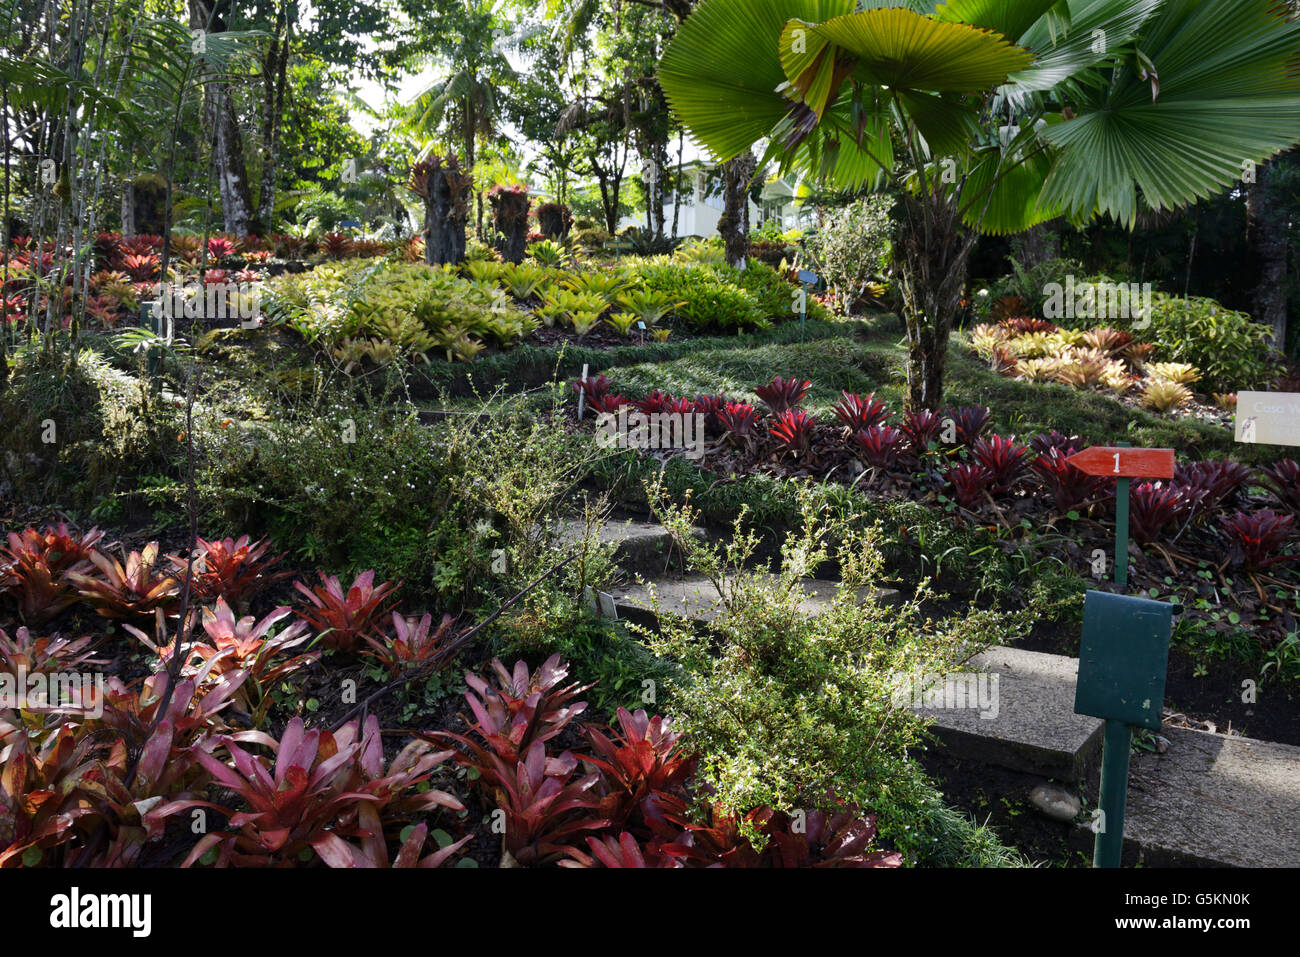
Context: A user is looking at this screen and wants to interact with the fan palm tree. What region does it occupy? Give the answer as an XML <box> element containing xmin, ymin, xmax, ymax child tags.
<box><xmin>659</xmin><ymin>0</ymin><xmax>1300</xmax><ymax>409</ymax></box>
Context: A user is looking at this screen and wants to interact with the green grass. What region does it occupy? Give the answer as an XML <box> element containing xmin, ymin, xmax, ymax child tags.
<box><xmin>600</xmin><ymin>313</ymin><xmax>1253</xmax><ymax>459</ymax></box>
<box><xmin>410</xmin><ymin>317</ymin><xmax>855</xmax><ymax>398</ymax></box>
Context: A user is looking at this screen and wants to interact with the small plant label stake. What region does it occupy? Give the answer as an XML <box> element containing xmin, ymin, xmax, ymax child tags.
<box><xmin>1066</xmin><ymin>443</ymin><xmax>1175</xmax><ymax>588</ymax></box>
<box><xmin>1234</xmin><ymin>391</ymin><xmax>1300</xmax><ymax>447</ymax></box>
<box><xmin>1073</xmin><ymin>590</ymin><xmax>1173</xmax><ymax>868</ymax></box>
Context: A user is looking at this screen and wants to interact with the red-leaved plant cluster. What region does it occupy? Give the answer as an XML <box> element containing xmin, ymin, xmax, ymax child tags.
<box><xmin>570</xmin><ymin>375</ymin><xmax>1300</xmax><ymax>569</ymax></box>
<box><xmin>1</xmin><ymin>548</ymin><xmax>902</xmax><ymax>871</ymax></box>
<box><xmin>2</xmin><ymin>231</ymin><xmax>391</xmax><ymax>331</ymax></box>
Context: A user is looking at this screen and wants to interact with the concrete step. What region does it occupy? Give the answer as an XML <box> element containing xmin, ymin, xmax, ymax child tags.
<box><xmin>553</xmin><ymin>517</ymin><xmax>705</xmax><ymax>576</ymax></box>
<box><xmin>1123</xmin><ymin>727</ymin><xmax>1300</xmax><ymax>867</ymax></box>
<box><xmin>610</xmin><ymin>572</ymin><xmax>900</xmax><ymax>627</ymax></box>
<box><xmin>913</xmin><ymin>646</ymin><xmax>1105</xmax><ymax>782</ymax></box>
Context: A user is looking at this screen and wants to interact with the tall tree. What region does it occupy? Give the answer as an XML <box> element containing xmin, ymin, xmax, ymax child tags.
<box><xmin>394</xmin><ymin>0</ymin><xmax>517</xmax><ymax>237</ymax></box>
<box><xmin>1246</xmin><ymin>152</ymin><xmax>1296</xmax><ymax>351</ymax></box>
<box><xmin>189</xmin><ymin>0</ymin><xmax>254</xmax><ymax>235</ymax></box>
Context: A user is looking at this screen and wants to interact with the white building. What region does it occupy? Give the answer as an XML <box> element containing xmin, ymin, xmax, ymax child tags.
<box><xmin>617</xmin><ymin>159</ymin><xmax>813</xmax><ymax>237</ymax></box>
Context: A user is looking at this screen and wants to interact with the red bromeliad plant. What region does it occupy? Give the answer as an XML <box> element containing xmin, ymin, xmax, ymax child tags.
<box><xmin>832</xmin><ymin>391</ymin><xmax>891</xmax><ymax>432</ymax></box>
<box><xmin>207</xmin><ymin>236</ymin><xmax>236</xmax><ymax>260</ymax></box>
<box><xmin>0</xmin><ymin>627</ymin><xmax>104</xmax><ymax>677</ymax></box>
<box><xmin>717</xmin><ymin>401</ymin><xmax>761</xmax><ymax>445</ymax></box>
<box><xmin>690</xmin><ymin>393</ymin><xmax>731</xmax><ymax>436</ymax></box>
<box><xmin>1029</xmin><ymin>431</ymin><xmax>1088</xmax><ymax>457</ymax></box>
<box><xmin>581</xmin><ymin>708</ymin><xmax>695</xmax><ymax>818</ymax></box>
<box><xmin>86</xmin><ymin>664</ymin><xmax>251</xmax><ymax>752</ymax></box>
<box><xmin>1</xmin><ymin>525</ymin><xmax>104</xmax><ymax>625</ymax></box>
<box><xmin>170</xmin><ymin>535</ymin><xmax>291</xmax><ymax>609</ymax></box>
<box><xmin>1</xmin><ymin>725</ymin><xmax>111</xmax><ymax>867</ymax></box>
<box><xmin>1220</xmin><ymin>510</ymin><xmax>1297</xmax><ymax>571</ymax></box>
<box><xmin>943</xmin><ymin>462</ymin><xmax>993</xmax><ymax>509</ymax></box>
<box><xmin>293</xmin><ymin>569</ymin><xmax>400</xmax><ymax>652</ymax></box>
<box><xmin>1259</xmin><ymin>459</ymin><xmax>1300</xmax><ymax>516</ymax></box>
<box><xmin>120</xmin><ymin>251</ymin><xmax>160</xmax><ymax>281</ymax></box>
<box><xmin>128</xmin><ymin>599</ymin><xmax>317</xmax><ymax>726</ymax></box>
<box><xmin>898</xmin><ymin>408</ymin><xmax>944</xmax><ymax>455</ymax></box>
<box><xmin>643</xmin><ymin>791</ymin><xmax>761</xmax><ymax>868</ymax></box>
<box><xmin>561</xmin><ymin>831</ymin><xmax>682</xmax><ymax>868</ymax></box>
<box><xmin>1174</xmin><ymin>460</ymin><xmax>1254</xmax><ymax>517</ymax></box>
<box><xmin>66</xmin><ymin>543</ymin><xmax>181</xmax><ymax>621</ymax></box>
<box><xmin>361</xmin><ymin>611</ymin><xmax>459</xmax><ymax>678</ymax></box>
<box><xmin>970</xmin><ymin>435</ymin><xmax>1031</xmax><ymax>494</ymax></box>
<box><xmin>572</xmin><ymin>374</ymin><xmax>612</xmax><ymax>413</ymax></box>
<box><xmin>320</xmin><ymin>233</ymin><xmax>356</xmax><ymax>259</ymax></box>
<box><xmin>2</xmin><ymin>703</ymin><xmax>207</xmax><ymax>868</ymax></box>
<box><xmin>634</xmin><ymin>389</ymin><xmax>677</xmax><ymax>415</ymax></box>
<box><xmin>769</xmin><ymin>409</ymin><xmax>816</xmax><ymax>457</ymax></box>
<box><xmin>2</xmin><ymin>524</ymin><xmax>102</xmax><ymax>575</ymax></box>
<box><xmin>1030</xmin><ymin>448</ymin><xmax>1109</xmax><ymax>513</ymax></box>
<box><xmin>998</xmin><ymin>315</ymin><xmax>1055</xmax><ymax>335</ymax></box>
<box><xmin>752</xmin><ymin>808</ymin><xmax>904</xmax><ymax>869</ymax></box>
<box><xmin>147</xmin><ymin>715</ymin><xmax>461</xmax><ymax>867</ymax></box>
<box><xmin>1128</xmin><ymin>482</ymin><xmax>1193</xmax><ymax>545</ymax></box>
<box><xmin>754</xmin><ymin>375</ymin><xmax>811</xmax><ymax>414</ymax></box>
<box><xmin>332</xmin><ymin>716</ymin><xmax>467</xmax><ymax>868</ymax></box>
<box><xmin>943</xmin><ymin>405</ymin><xmax>992</xmax><ymax>447</ymax></box>
<box><xmin>850</xmin><ymin>424</ymin><xmax>906</xmax><ymax>470</ymax></box>
<box><xmin>360</xmin><ymin>820</ymin><xmax>473</xmax><ymax>868</ymax></box>
<box><xmin>427</xmin><ymin>654</ymin><xmax>591</xmax><ymax>770</ymax></box>
<box><xmin>481</xmin><ymin>742</ymin><xmax>610</xmax><ymax>867</ymax></box>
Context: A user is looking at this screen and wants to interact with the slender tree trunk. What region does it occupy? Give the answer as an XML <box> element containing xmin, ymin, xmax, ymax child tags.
<box><xmin>1246</xmin><ymin>155</ymin><xmax>1290</xmax><ymax>350</ymax></box>
<box><xmin>718</xmin><ymin>150</ymin><xmax>755</xmax><ymax>268</ymax></box>
<box><xmin>671</xmin><ymin>129</ymin><xmax>682</xmax><ymax>240</ymax></box>
<box><xmin>191</xmin><ymin>0</ymin><xmax>253</xmax><ymax>235</ymax></box>
<box><xmin>214</xmin><ymin>90</ymin><xmax>253</xmax><ymax>234</ymax></box>
<box><xmin>254</xmin><ymin>2</ymin><xmax>291</xmax><ymax>233</ymax></box>
<box><xmin>895</xmin><ymin>190</ymin><xmax>980</xmax><ymax>410</ymax></box>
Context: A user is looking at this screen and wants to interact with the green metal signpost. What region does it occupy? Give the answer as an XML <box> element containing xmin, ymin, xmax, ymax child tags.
<box><xmin>1074</xmin><ymin>591</ymin><xmax>1173</xmax><ymax>867</ymax></box>
<box><xmin>1064</xmin><ymin>442</ymin><xmax>1177</xmax><ymax>867</ymax></box>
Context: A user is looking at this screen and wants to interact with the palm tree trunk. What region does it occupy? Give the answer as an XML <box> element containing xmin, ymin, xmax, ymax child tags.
<box><xmin>718</xmin><ymin>150</ymin><xmax>755</xmax><ymax>267</ymax></box>
<box><xmin>895</xmin><ymin>190</ymin><xmax>980</xmax><ymax>410</ymax></box>
<box><xmin>423</xmin><ymin>155</ymin><xmax>471</xmax><ymax>266</ymax></box>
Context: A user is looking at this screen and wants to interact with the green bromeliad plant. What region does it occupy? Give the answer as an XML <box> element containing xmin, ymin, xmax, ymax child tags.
<box><xmin>658</xmin><ymin>0</ymin><xmax>1300</xmax><ymax>409</ymax></box>
<box><xmin>262</xmin><ymin>260</ymin><xmax>531</xmax><ymax>362</ymax></box>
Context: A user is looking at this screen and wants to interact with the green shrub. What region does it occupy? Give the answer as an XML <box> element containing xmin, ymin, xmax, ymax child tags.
<box><xmin>971</xmin><ymin>257</ymin><xmax>1086</xmax><ymax>322</ymax></box>
<box><xmin>261</xmin><ymin>260</ymin><xmax>533</xmax><ymax>363</ymax></box>
<box><xmin>733</xmin><ymin>259</ymin><xmax>831</xmax><ymax>323</ymax></box>
<box><xmin>638</xmin><ymin>482</ymin><xmax>1029</xmax><ymax>864</ymax></box>
<box><xmin>1144</xmin><ymin>293</ymin><xmax>1281</xmax><ymax>393</ymax></box>
<box><xmin>198</xmin><ymin>387</ymin><xmax>620</xmax><ymax>614</ymax></box>
<box><xmin>801</xmin><ymin>195</ymin><xmax>894</xmax><ymax>307</ymax></box>
<box><xmin>292</xmin><ymin>189</ymin><xmax>360</xmax><ymax>233</ymax></box>
<box><xmin>0</xmin><ymin>343</ymin><xmax>182</xmax><ymax>510</ymax></box>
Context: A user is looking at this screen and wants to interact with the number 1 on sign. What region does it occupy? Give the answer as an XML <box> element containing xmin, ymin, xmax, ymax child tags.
<box><xmin>1113</xmin><ymin>452</ymin><xmax>1120</xmax><ymax>474</ymax></box>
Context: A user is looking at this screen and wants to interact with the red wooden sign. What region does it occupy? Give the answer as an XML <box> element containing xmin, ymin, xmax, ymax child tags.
<box><xmin>1067</xmin><ymin>446</ymin><xmax>1175</xmax><ymax>479</ymax></box>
